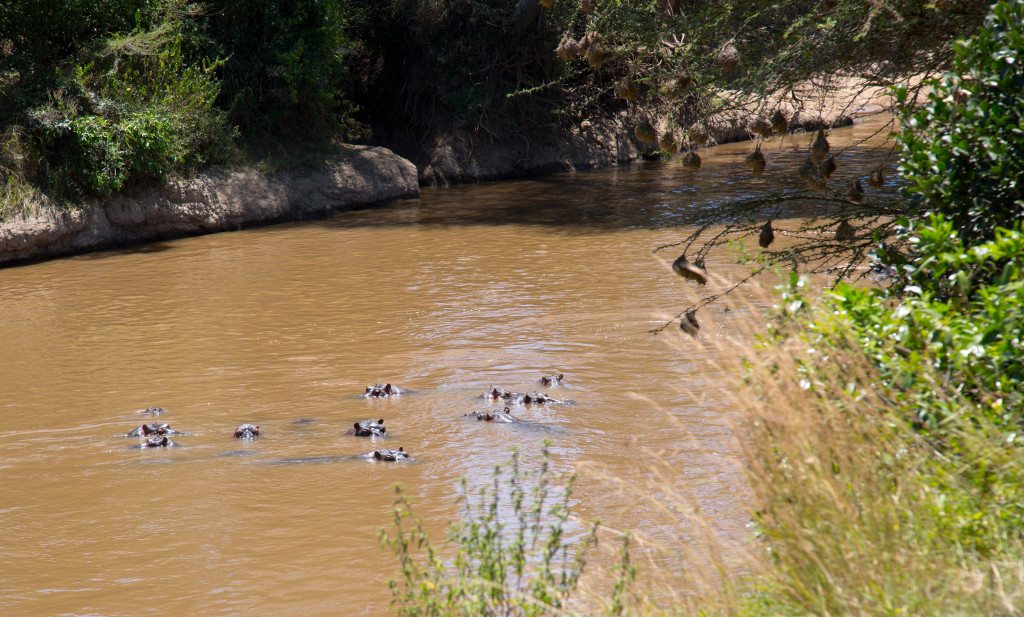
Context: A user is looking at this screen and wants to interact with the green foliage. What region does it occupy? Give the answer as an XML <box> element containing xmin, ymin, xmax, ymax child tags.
<box><xmin>194</xmin><ymin>0</ymin><xmax>359</xmax><ymax>137</ymax></box>
<box><xmin>53</xmin><ymin>111</ymin><xmax>183</xmax><ymax>194</ymax></box>
<box><xmin>898</xmin><ymin>0</ymin><xmax>1024</xmax><ymax>245</ymax></box>
<box><xmin>1</xmin><ymin>0</ymin><xmax>362</xmax><ymax>208</ymax></box>
<box><xmin>25</xmin><ymin>17</ymin><xmax>231</xmax><ymax>197</ymax></box>
<box><xmin>382</xmin><ymin>444</ymin><xmax>633</xmax><ymax>616</ymax></box>
<box><xmin>825</xmin><ymin>216</ymin><xmax>1024</xmax><ymax>428</ymax></box>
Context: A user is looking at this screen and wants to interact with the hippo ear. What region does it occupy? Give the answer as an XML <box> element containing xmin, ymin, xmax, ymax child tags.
<box><xmin>558</xmin><ymin>373</ymin><xmax>564</xmax><ymax>380</ymax></box>
<box><xmin>378</xmin><ymin>419</ymin><xmax>384</xmax><ymax>424</ymax></box>
<box><xmin>399</xmin><ymin>447</ymin><xmax>404</xmax><ymax>452</ymax></box>
<box><xmin>373</xmin><ymin>451</ymin><xmax>382</xmax><ymax>459</ymax></box>
<box><xmin>354</xmin><ymin>422</ymin><xmax>361</xmax><ymax>429</ymax></box>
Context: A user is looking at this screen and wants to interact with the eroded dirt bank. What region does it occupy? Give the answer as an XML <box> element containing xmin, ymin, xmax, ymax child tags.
<box><xmin>392</xmin><ymin>77</ymin><xmax>892</xmax><ymax>185</ymax></box>
<box><xmin>0</xmin><ymin>146</ymin><xmax>419</xmax><ymax>267</ymax></box>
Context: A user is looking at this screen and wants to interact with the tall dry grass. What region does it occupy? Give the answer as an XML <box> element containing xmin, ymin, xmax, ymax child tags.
<box><xmin>583</xmin><ymin>293</ymin><xmax>1024</xmax><ymax>616</ymax></box>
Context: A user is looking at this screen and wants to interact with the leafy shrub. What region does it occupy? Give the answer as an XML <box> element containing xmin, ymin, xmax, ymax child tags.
<box><xmin>23</xmin><ymin>15</ymin><xmax>232</xmax><ymax>197</ymax></box>
<box><xmin>898</xmin><ymin>0</ymin><xmax>1024</xmax><ymax>245</ymax></box>
<box><xmin>823</xmin><ymin>216</ymin><xmax>1024</xmax><ymax>428</ymax></box>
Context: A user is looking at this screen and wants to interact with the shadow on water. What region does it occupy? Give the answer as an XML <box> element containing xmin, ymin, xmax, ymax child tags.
<box><xmin>306</xmin><ymin>131</ymin><xmax>898</xmax><ymax>233</ymax></box>
<box><xmin>71</xmin><ymin>241</ymin><xmax>178</xmax><ymax>260</ymax></box>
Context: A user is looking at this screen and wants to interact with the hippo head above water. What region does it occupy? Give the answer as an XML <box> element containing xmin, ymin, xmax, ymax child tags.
<box><xmin>364</xmin><ymin>383</ymin><xmax>404</xmax><ymax>398</ymax></box>
<box><xmin>347</xmin><ymin>419</ymin><xmax>386</xmax><ymax>437</ymax></box>
<box><xmin>483</xmin><ymin>387</ymin><xmax>514</xmax><ymax>401</ymax></box>
<box><xmin>369</xmin><ymin>447</ymin><xmax>409</xmax><ymax>462</ymax></box>
<box><xmin>234</xmin><ymin>424</ymin><xmax>261</xmax><ymax>439</ymax></box>
<box><xmin>539</xmin><ymin>373</ymin><xmax>564</xmax><ymax>387</ymax></box>
<box><xmin>126</xmin><ymin>423</ymin><xmax>180</xmax><ymax>437</ymax></box>
<box><xmin>141</xmin><ymin>435</ymin><xmax>179</xmax><ymax>448</ymax></box>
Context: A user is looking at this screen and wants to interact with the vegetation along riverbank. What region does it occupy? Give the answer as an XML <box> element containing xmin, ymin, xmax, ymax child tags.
<box><xmin>1</xmin><ymin>0</ymin><xmax>983</xmax><ymax>263</ymax></box>
<box><xmin>2</xmin><ymin>0</ymin><xmax>1021</xmax><ymax>614</ymax></box>
<box><xmin>380</xmin><ymin>1</ymin><xmax>1024</xmax><ymax>615</ymax></box>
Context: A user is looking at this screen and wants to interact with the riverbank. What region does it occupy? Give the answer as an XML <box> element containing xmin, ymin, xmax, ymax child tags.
<box><xmin>0</xmin><ymin>78</ymin><xmax>892</xmax><ymax>267</ymax></box>
<box><xmin>0</xmin><ymin>146</ymin><xmax>419</xmax><ymax>267</ymax></box>
<box><xmin>384</xmin><ymin>75</ymin><xmax>891</xmax><ymax>186</ymax></box>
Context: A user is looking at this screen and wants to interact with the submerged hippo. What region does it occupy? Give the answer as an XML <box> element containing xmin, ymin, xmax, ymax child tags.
<box><xmin>364</xmin><ymin>383</ymin><xmax>406</xmax><ymax>398</ymax></box>
<box><xmin>347</xmin><ymin>418</ymin><xmax>387</xmax><ymax>437</ymax></box>
<box><xmin>125</xmin><ymin>423</ymin><xmax>182</xmax><ymax>437</ymax></box>
<box><xmin>133</xmin><ymin>406</ymin><xmax>167</xmax><ymax>417</ymax></box>
<box><xmin>466</xmin><ymin>407</ymin><xmax>517</xmax><ymax>423</ymax></box>
<box><xmin>509</xmin><ymin>392</ymin><xmax>563</xmax><ymax>405</ymax></box>
<box><xmin>365</xmin><ymin>447</ymin><xmax>410</xmax><ymax>462</ymax></box>
<box><xmin>539</xmin><ymin>373</ymin><xmax>564</xmax><ymax>387</ymax></box>
<box><xmin>131</xmin><ymin>435</ymin><xmax>182</xmax><ymax>449</ymax></box>
<box><xmin>234</xmin><ymin>424</ymin><xmax>261</xmax><ymax>439</ymax></box>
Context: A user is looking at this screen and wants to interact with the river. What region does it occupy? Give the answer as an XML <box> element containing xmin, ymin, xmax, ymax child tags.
<box><xmin>0</xmin><ymin>114</ymin><xmax>894</xmax><ymax>615</ymax></box>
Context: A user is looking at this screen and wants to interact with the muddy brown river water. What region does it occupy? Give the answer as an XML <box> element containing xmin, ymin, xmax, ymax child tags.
<box><xmin>0</xmin><ymin>115</ymin><xmax>894</xmax><ymax>615</ymax></box>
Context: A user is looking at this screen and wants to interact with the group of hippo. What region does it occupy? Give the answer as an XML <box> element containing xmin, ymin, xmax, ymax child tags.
<box><xmin>122</xmin><ymin>374</ymin><xmax>567</xmax><ymax>461</ymax></box>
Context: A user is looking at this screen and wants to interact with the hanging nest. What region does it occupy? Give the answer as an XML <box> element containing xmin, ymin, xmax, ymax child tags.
<box><xmin>585</xmin><ymin>44</ymin><xmax>607</xmax><ymax>68</ymax></box>
<box><xmin>556</xmin><ymin>36</ymin><xmax>581</xmax><ymax>61</ymax></box>
<box><xmin>659</xmin><ymin>76</ymin><xmax>692</xmax><ymax>101</ymax></box>
<box><xmin>819</xmin><ymin>155</ymin><xmax>837</xmax><ymax>179</ymax></box>
<box><xmin>868</xmin><ymin>164</ymin><xmax>885</xmax><ymax>188</ymax></box>
<box><xmin>715</xmin><ymin>41</ymin><xmax>739</xmax><ymax>74</ymax></box>
<box><xmin>672</xmin><ymin>254</ymin><xmax>708</xmax><ymax>285</ymax></box>
<box><xmin>680</xmin><ymin>310</ymin><xmax>700</xmax><ymax>337</ymax></box>
<box><xmin>806</xmin><ymin>173</ymin><xmax>827</xmax><ymax>191</ymax></box>
<box><xmin>798</xmin><ymin>158</ymin><xmax>815</xmax><ymax>182</ymax></box>
<box><xmin>759</xmin><ymin>220</ymin><xmax>775</xmax><ymax>248</ymax></box>
<box><xmin>580</xmin><ymin>32</ymin><xmax>607</xmax><ymax>69</ymax></box>
<box><xmin>680</xmin><ymin>150</ymin><xmax>702</xmax><ymax>170</ymax></box>
<box><xmin>749</xmin><ymin>117</ymin><xmax>773</xmax><ymax>139</ymax></box>
<box><xmin>688</xmin><ymin>126</ymin><xmax>709</xmax><ymax>145</ymax></box>
<box><xmin>614</xmin><ymin>80</ymin><xmax>640</xmax><ymax>101</ymax></box>
<box><xmin>847</xmin><ymin>178</ymin><xmax>865</xmax><ymax>203</ymax></box>
<box><xmin>835</xmin><ymin>219</ymin><xmax>855</xmax><ymax>242</ymax></box>
<box><xmin>581</xmin><ymin>0</ymin><xmax>596</xmax><ymax>13</ymax></box>
<box><xmin>745</xmin><ymin>145</ymin><xmax>766</xmax><ymax>176</ymax></box>
<box><xmin>540</xmin><ymin>0</ymin><xmax>554</xmax><ymax>8</ymax></box>
<box><xmin>634</xmin><ymin>121</ymin><xmax>657</xmax><ymax>144</ymax></box>
<box><xmin>658</xmin><ymin>131</ymin><xmax>679</xmax><ymax>154</ymax></box>
<box><xmin>771</xmin><ymin>109</ymin><xmax>789</xmax><ymax>135</ymax></box>
<box><xmin>810</xmin><ymin>127</ymin><xmax>830</xmax><ymax>162</ymax></box>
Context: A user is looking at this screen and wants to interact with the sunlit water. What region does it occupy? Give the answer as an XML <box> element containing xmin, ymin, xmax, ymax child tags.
<box><xmin>0</xmin><ymin>115</ymin><xmax>895</xmax><ymax>615</ymax></box>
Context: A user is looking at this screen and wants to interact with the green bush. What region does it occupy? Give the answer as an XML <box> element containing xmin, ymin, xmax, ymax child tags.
<box><xmin>823</xmin><ymin>216</ymin><xmax>1024</xmax><ymax>428</ymax></box>
<box><xmin>898</xmin><ymin>0</ymin><xmax>1024</xmax><ymax>245</ymax></box>
<box><xmin>27</xmin><ymin>19</ymin><xmax>231</xmax><ymax>197</ymax></box>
